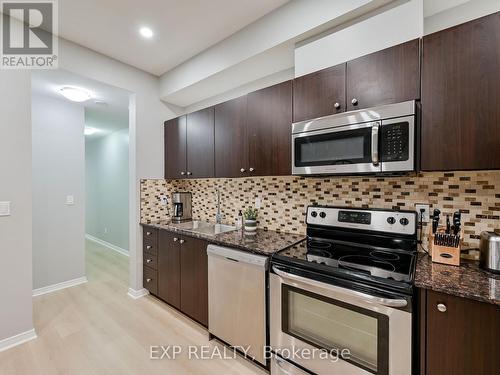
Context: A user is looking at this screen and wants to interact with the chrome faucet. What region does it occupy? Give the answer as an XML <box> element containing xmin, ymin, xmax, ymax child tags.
<box><xmin>215</xmin><ymin>189</ymin><xmax>223</xmax><ymax>224</ymax></box>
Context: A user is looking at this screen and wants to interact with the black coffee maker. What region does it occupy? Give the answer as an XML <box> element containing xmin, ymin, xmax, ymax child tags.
<box><xmin>172</xmin><ymin>192</ymin><xmax>192</xmax><ymax>222</ymax></box>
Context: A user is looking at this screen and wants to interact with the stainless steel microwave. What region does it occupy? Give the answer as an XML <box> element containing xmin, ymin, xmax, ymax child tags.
<box><xmin>292</xmin><ymin>101</ymin><xmax>416</xmax><ymax>175</ymax></box>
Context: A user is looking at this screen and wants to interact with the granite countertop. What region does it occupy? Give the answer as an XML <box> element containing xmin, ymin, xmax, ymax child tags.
<box><xmin>415</xmin><ymin>252</ymin><xmax>500</xmax><ymax>306</ymax></box>
<box><xmin>141</xmin><ymin>221</ymin><xmax>305</xmax><ymax>256</ymax></box>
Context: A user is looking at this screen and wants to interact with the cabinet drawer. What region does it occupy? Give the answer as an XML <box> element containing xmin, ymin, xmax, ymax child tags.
<box><xmin>143</xmin><ymin>227</ymin><xmax>158</xmax><ymax>255</ymax></box>
<box><xmin>143</xmin><ymin>266</ymin><xmax>158</xmax><ymax>295</ymax></box>
<box><xmin>143</xmin><ymin>252</ymin><xmax>158</xmax><ymax>270</ymax></box>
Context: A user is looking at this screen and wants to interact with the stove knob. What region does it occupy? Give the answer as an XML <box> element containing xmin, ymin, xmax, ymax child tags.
<box><xmin>400</xmin><ymin>217</ymin><xmax>409</xmax><ymax>226</ymax></box>
<box><xmin>387</xmin><ymin>217</ymin><xmax>396</xmax><ymax>225</ymax></box>
<box><xmin>319</xmin><ymin>212</ymin><xmax>326</xmax><ymax>219</ymax></box>
<box><xmin>311</xmin><ymin>211</ymin><xmax>318</xmax><ymax>218</ymax></box>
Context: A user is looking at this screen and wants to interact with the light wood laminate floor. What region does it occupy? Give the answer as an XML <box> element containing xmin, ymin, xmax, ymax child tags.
<box><xmin>0</xmin><ymin>240</ymin><xmax>267</xmax><ymax>375</ymax></box>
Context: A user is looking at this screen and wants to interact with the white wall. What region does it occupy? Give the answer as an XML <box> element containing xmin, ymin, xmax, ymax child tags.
<box><xmin>31</xmin><ymin>94</ymin><xmax>86</xmax><ymax>290</ymax></box>
<box><xmin>86</xmin><ymin>127</ymin><xmax>129</xmax><ymax>251</ymax></box>
<box><xmin>424</xmin><ymin>0</ymin><xmax>500</xmax><ymax>34</ymax></box>
<box><xmin>295</xmin><ymin>0</ymin><xmax>424</xmax><ymax>77</ymax></box>
<box><xmin>57</xmin><ymin>37</ymin><xmax>180</xmax><ymax>293</ymax></box>
<box><xmin>0</xmin><ymin>70</ymin><xmax>34</xmax><ymax>341</ymax></box>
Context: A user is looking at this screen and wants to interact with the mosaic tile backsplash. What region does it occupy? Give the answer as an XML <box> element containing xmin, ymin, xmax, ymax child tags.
<box><xmin>141</xmin><ymin>171</ymin><xmax>500</xmax><ymax>251</ymax></box>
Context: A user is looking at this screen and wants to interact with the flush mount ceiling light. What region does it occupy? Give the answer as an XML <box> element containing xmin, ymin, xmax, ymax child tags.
<box><xmin>60</xmin><ymin>87</ymin><xmax>92</xmax><ymax>102</ymax></box>
<box><xmin>139</xmin><ymin>26</ymin><xmax>154</xmax><ymax>39</ymax></box>
<box><xmin>84</xmin><ymin>127</ymin><xmax>98</xmax><ymax>136</ymax></box>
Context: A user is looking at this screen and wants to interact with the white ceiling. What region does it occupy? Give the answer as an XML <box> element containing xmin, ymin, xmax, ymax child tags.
<box><xmin>58</xmin><ymin>0</ymin><xmax>290</xmax><ymax>76</ymax></box>
<box><xmin>31</xmin><ymin>69</ymin><xmax>130</xmax><ymax>137</ymax></box>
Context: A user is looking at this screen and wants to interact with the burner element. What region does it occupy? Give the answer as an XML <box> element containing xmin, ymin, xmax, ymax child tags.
<box><xmin>370</xmin><ymin>250</ymin><xmax>400</xmax><ymax>261</ymax></box>
<box><xmin>308</xmin><ymin>240</ymin><xmax>332</xmax><ymax>250</ymax></box>
<box><xmin>338</xmin><ymin>255</ymin><xmax>396</xmax><ymax>272</ymax></box>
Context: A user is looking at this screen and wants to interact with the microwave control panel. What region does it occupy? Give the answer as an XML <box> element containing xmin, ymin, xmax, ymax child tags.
<box><xmin>381</xmin><ymin>122</ymin><xmax>409</xmax><ymax>162</ymax></box>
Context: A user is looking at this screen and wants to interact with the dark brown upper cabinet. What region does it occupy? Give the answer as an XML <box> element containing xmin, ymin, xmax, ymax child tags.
<box><xmin>186</xmin><ymin>107</ymin><xmax>215</xmax><ymax>178</ymax></box>
<box><xmin>346</xmin><ymin>39</ymin><xmax>420</xmax><ymax>111</ymax></box>
<box><xmin>423</xmin><ymin>290</ymin><xmax>500</xmax><ymax>375</ymax></box>
<box><xmin>164</xmin><ymin>108</ymin><xmax>215</xmax><ymax>179</ymax></box>
<box><xmin>421</xmin><ymin>12</ymin><xmax>500</xmax><ymax>171</ymax></box>
<box><xmin>164</xmin><ymin>116</ymin><xmax>186</xmax><ymax>179</ymax></box>
<box><xmin>293</xmin><ymin>64</ymin><xmax>346</xmax><ymax>122</ymax></box>
<box><xmin>214</xmin><ymin>95</ymin><xmax>248</xmax><ymax>178</ymax></box>
<box><xmin>247</xmin><ymin>80</ymin><xmax>293</xmax><ymax>176</ymax></box>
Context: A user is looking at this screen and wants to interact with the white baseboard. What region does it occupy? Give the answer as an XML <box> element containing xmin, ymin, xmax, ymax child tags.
<box><xmin>0</xmin><ymin>329</ymin><xmax>37</xmax><ymax>353</ymax></box>
<box><xmin>127</xmin><ymin>288</ymin><xmax>149</xmax><ymax>299</ymax></box>
<box><xmin>85</xmin><ymin>234</ymin><xmax>129</xmax><ymax>257</ymax></box>
<box><xmin>33</xmin><ymin>276</ymin><xmax>88</xmax><ymax>297</ymax></box>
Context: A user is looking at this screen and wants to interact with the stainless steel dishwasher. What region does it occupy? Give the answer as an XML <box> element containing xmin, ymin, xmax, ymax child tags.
<box><xmin>207</xmin><ymin>244</ymin><xmax>268</xmax><ymax>366</ymax></box>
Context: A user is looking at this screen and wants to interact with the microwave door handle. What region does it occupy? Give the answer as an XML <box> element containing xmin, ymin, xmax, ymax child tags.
<box><xmin>371</xmin><ymin>122</ymin><xmax>380</xmax><ymax>166</ymax></box>
<box><xmin>272</xmin><ymin>266</ymin><xmax>407</xmax><ymax>308</ymax></box>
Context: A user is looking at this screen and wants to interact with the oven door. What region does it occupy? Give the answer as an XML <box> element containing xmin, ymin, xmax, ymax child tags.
<box><xmin>292</xmin><ymin>122</ymin><xmax>381</xmax><ymax>175</ymax></box>
<box><xmin>270</xmin><ymin>267</ymin><xmax>412</xmax><ymax>375</ymax></box>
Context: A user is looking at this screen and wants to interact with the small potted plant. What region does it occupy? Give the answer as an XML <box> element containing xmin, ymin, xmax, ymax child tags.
<box><xmin>243</xmin><ymin>207</ymin><xmax>258</xmax><ymax>232</ymax></box>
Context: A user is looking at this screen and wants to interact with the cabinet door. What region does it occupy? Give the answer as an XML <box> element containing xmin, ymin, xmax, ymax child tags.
<box><xmin>214</xmin><ymin>96</ymin><xmax>248</xmax><ymax>178</ymax></box>
<box><xmin>247</xmin><ymin>80</ymin><xmax>293</xmax><ymax>176</ymax></box>
<box><xmin>346</xmin><ymin>39</ymin><xmax>420</xmax><ymax>111</ymax></box>
<box><xmin>180</xmin><ymin>236</ymin><xmax>208</xmax><ymax>327</ymax></box>
<box><xmin>186</xmin><ymin>107</ymin><xmax>215</xmax><ymax>178</ymax></box>
<box><xmin>293</xmin><ymin>63</ymin><xmax>346</xmax><ymax>122</ymax></box>
<box><xmin>158</xmin><ymin>230</ymin><xmax>181</xmax><ymax>309</ymax></box>
<box><xmin>164</xmin><ymin>116</ymin><xmax>187</xmax><ymax>179</ymax></box>
<box><xmin>421</xmin><ymin>12</ymin><xmax>500</xmax><ymax>171</ymax></box>
<box><xmin>426</xmin><ymin>290</ymin><xmax>500</xmax><ymax>375</ymax></box>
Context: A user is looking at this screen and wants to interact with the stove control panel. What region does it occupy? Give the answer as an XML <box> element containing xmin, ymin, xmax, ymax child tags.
<box><xmin>307</xmin><ymin>206</ymin><xmax>417</xmax><ymax>236</ymax></box>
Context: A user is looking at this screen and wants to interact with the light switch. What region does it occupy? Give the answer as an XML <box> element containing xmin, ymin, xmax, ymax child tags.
<box><xmin>66</xmin><ymin>195</ymin><xmax>75</xmax><ymax>205</ymax></box>
<box><xmin>0</xmin><ymin>201</ymin><xmax>11</xmax><ymax>216</ymax></box>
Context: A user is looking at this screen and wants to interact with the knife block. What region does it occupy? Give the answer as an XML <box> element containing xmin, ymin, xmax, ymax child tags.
<box><xmin>429</xmin><ymin>226</ymin><xmax>462</xmax><ymax>266</ymax></box>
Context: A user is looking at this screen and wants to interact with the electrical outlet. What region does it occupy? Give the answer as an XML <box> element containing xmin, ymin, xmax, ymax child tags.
<box><xmin>0</xmin><ymin>201</ymin><xmax>11</xmax><ymax>216</ymax></box>
<box><xmin>159</xmin><ymin>195</ymin><xmax>168</xmax><ymax>206</ymax></box>
<box><xmin>415</xmin><ymin>204</ymin><xmax>430</xmax><ymax>223</ymax></box>
<box><xmin>66</xmin><ymin>195</ymin><xmax>74</xmax><ymax>205</ymax></box>
<box><xmin>104</xmin><ymin>227</ymin><xmax>108</xmax><ymax>234</ymax></box>
<box><xmin>255</xmin><ymin>197</ymin><xmax>261</xmax><ymax>209</ymax></box>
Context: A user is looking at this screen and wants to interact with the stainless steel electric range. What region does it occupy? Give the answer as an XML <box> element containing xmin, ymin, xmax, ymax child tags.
<box><xmin>269</xmin><ymin>206</ymin><xmax>418</xmax><ymax>375</ymax></box>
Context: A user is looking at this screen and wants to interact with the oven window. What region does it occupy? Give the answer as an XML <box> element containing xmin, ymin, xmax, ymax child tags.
<box><xmin>282</xmin><ymin>285</ymin><xmax>389</xmax><ymax>375</ymax></box>
<box><xmin>294</xmin><ymin>126</ymin><xmax>373</xmax><ymax>167</ymax></box>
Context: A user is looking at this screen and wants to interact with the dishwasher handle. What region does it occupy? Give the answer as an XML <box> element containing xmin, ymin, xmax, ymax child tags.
<box><xmin>207</xmin><ymin>244</ymin><xmax>268</xmax><ymax>269</ymax></box>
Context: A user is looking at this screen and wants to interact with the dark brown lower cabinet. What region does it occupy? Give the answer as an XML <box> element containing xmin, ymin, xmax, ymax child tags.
<box><xmin>158</xmin><ymin>230</ymin><xmax>181</xmax><ymax>309</ymax></box>
<box><xmin>180</xmin><ymin>236</ymin><xmax>208</xmax><ymax>327</ymax></box>
<box><xmin>421</xmin><ymin>289</ymin><xmax>500</xmax><ymax>375</ymax></box>
<box><xmin>151</xmin><ymin>229</ymin><xmax>208</xmax><ymax>327</ymax></box>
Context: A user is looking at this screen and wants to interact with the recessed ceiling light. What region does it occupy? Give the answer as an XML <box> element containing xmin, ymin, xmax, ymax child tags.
<box><xmin>60</xmin><ymin>87</ymin><xmax>92</xmax><ymax>102</ymax></box>
<box><xmin>84</xmin><ymin>127</ymin><xmax>98</xmax><ymax>136</ymax></box>
<box><xmin>139</xmin><ymin>26</ymin><xmax>154</xmax><ymax>39</ymax></box>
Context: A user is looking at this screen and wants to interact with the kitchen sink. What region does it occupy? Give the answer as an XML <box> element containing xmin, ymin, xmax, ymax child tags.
<box><xmin>171</xmin><ymin>220</ymin><xmax>237</xmax><ymax>236</ymax></box>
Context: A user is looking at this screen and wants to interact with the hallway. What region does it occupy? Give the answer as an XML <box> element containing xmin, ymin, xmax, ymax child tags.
<box><xmin>0</xmin><ymin>241</ymin><xmax>265</xmax><ymax>375</ymax></box>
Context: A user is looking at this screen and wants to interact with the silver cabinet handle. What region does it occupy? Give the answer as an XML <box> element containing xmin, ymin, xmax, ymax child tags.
<box><xmin>180</xmin><ymin>171</ymin><xmax>186</xmax><ymax>176</ymax></box>
<box><xmin>146</xmin><ymin>259</ymin><xmax>152</xmax><ymax>263</ymax></box>
<box><xmin>351</xmin><ymin>98</ymin><xmax>358</xmax><ymax>105</ymax></box>
<box><xmin>173</xmin><ymin>237</ymin><xmax>178</xmax><ymax>242</ymax></box>
<box><xmin>187</xmin><ymin>171</ymin><xmax>192</xmax><ymax>176</ymax></box>
<box><xmin>146</xmin><ymin>245</ymin><xmax>152</xmax><ymax>250</ymax></box>
<box><xmin>249</xmin><ymin>167</ymin><xmax>255</xmax><ymax>172</ymax></box>
<box><xmin>240</xmin><ymin>168</ymin><xmax>246</xmax><ymax>173</ymax></box>
<box><xmin>437</xmin><ymin>303</ymin><xmax>447</xmax><ymax>313</ymax></box>
<box><xmin>334</xmin><ymin>102</ymin><xmax>341</xmax><ymax>109</ymax></box>
<box><xmin>273</xmin><ymin>266</ymin><xmax>408</xmax><ymax>308</ymax></box>
<box><xmin>146</xmin><ymin>278</ymin><xmax>152</xmax><ymax>283</ymax></box>
<box><xmin>146</xmin><ymin>231</ymin><xmax>151</xmax><ymax>236</ymax></box>
<box><xmin>371</xmin><ymin>122</ymin><xmax>380</xmax><ymax>166</ymax></box>
<box><xmin>179</xmin><ymin>239</ymin><xmax>185</xmax><ymax>244</ymax></box>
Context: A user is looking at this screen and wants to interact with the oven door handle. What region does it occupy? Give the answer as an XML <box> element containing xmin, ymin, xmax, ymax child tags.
<box><xmin>272</xmin><ymin>266</ymin><xmax>407</xmax><ymax>308</ymax></box>
<box><xmin>371</xmin><ymin>122</ymin><xmax>380</xmax><ymax>166</ymax></box>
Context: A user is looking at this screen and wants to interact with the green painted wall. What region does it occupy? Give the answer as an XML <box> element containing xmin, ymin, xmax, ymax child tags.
<box><xmin>85</xmin><ymin>123</ymin><xmax>129</xmax><ymax>252</ymax></box>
